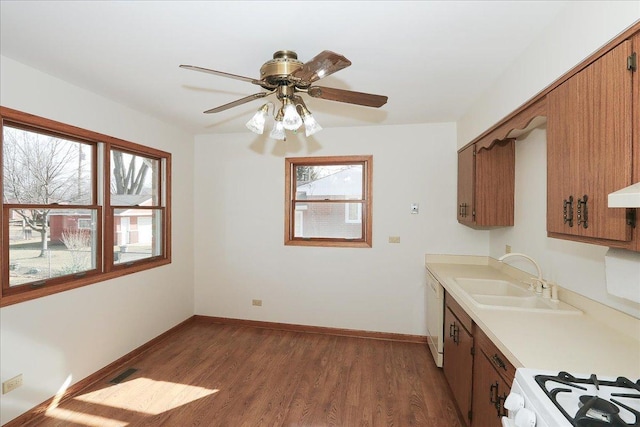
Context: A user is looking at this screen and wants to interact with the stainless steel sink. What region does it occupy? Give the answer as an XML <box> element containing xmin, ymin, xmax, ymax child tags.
<box><xmin>453</xmin><ymin>277</ymin><xmax>581</xmax><ymax>314</ymax></box>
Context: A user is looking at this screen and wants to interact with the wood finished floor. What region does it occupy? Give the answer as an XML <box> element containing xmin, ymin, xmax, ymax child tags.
<box><xmin>28</xmin><ymin>321</ymin><xmax>465</xmax><ymax>426</ymax></box>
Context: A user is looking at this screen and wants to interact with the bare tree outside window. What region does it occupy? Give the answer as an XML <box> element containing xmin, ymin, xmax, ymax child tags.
<box><xmin>1</xmin><ymin>107</ymin><xmax>171</xmax><ymax>305</ymax></box>
<box><xmin>60</xmin><ymin>228</ymin><xmax>92</xmax><ymax>274</ymax></box>
<box><xmin>111</xmin><ymin>150</ymin><xmax>155</xmax><ymax>197</ymax></box>
<box><xmin>110</xmin><ymin>149</ymin><xmax>161</xmax><ymax>264</ymax></box>
<box><xmin>2</xmin><ymin>126</ymin><xmax>92</xmax><ymax>256</ymax></box>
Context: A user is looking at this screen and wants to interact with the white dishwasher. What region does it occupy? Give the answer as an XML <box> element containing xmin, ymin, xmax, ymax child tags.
<box><xmin>425</xmin><ymin>267</ymin><xmax>444</xmax><ymax>367</ymax></box>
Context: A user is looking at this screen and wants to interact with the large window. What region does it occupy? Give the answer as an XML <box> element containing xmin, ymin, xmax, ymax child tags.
<box><xmin>1</xmin><ymin>107</ymin><xmax>171</xmax><ymax>306</ymax></box>
<box><xmin>285</xmin><ymin>155</ymin><xmax>372</xmax><ymax>247</ymax></box>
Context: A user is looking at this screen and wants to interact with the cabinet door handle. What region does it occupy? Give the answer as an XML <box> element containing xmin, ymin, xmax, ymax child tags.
<box><xmin>491</xmin><ymin>354</ymin><xmax>507</xmax><ymax>371</ymax></box>
<box><xmin>563</xmin><ymin>195</ymin><xmax>574</xmax><ymax>227</ymax></box>
<box><xmin>489</xmin><ymin>382</ymin><xmax>499</xmax><ymax>405</ymax></box>
<box><xmin>449</xmin><ymin>322</ymin><xmax>460</xmax><ymax>345</ymax></box>
<box><xmin>459</xmin><ymin>203</ymin><xmax>466</xmax><ymax>217</ymax></box>
<box><xmin>459</xmin><ymin>203</ymin><xmax>469</xmax><ymax>218</ymax></box>
<box><xmin>577</xmin><ymin>194</ymin><xmax>588</xmax><ymax>229</ymax></box>
<box><xmin>497</xmin><ymin>393</ymin><xmax>508</xmax><ymax>417</ymax></box>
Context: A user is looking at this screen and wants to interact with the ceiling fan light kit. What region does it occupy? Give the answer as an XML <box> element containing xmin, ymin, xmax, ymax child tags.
<box><xmin>180</xmin><ymin>50</ymin><xmax>388</xmax><ymax>140</ymax></box>
<box><xmin>245</xmin><ymin>102</ymin><xmax>271</xmax><ymax>134</ymax></box>
<box><xmin>282</xmin><ymin>98</ymin><xmax>303</xmax><ymax>131</ymax></box>
<box><xmin>269</xmin><ymin>117</ymin><xmax>286</xmax><ymax>141</ymax></box>
<box><xmin>299</xmin><ymin>107</ymin><xmax>322</xmax><ymax>137</ymax></box>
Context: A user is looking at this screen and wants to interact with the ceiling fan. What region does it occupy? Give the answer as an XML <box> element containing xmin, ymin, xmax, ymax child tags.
<box><xmin>180</xmin><ymin>50</ymin><xmax>388</xmax><ymax>139</ymax></box>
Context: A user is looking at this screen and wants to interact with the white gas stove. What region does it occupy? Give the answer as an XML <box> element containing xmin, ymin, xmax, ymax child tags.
<box><xmin>502</xmin><ymin>368</ymin><xmax>640</xmax><ymax>427</ymax></box>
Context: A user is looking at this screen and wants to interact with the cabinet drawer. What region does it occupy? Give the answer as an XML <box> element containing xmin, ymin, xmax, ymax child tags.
<box><xmin>445</xmin><ymin>292</ymin><xmax>473</xmax><ymax>333</ymax></box>
<box><xmin>475</xmin><ymin>327</ymin><xmax>515</xmax><ymax>386</ymax></box>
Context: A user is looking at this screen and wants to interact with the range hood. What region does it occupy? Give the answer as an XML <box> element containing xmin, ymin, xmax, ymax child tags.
<box><xmin>608</xmin><ymin>182</ymin><xmax>640</xmax><ymax>208</ymax></box>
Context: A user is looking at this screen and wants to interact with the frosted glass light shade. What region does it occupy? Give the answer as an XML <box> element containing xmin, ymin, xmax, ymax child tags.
<box><xmin>245</xmin><ymin>104</ymin><xmax>270</xmax><ymax>134</ymax></box>
<box><xmin>302</xmin><ymin>114</ymin><xmax>322</xmax><ymax>136</ymax></box>
<box><xmin>282</xmin><ymin>102</ymin><xmax>302</xmax><ymax>131</ymax></box>
<box><xmin>269</xmin><ymin>120</ymin><xmax>286</xmax><ymax>140</ymax></box>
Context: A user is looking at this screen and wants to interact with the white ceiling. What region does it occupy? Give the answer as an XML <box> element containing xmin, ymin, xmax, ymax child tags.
<box><xmin>0</xmin><ymin>1</ymin><xmax>571</xmax><ymax>135</ymax></box>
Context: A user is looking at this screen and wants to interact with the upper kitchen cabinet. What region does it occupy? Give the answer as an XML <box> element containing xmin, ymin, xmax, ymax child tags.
<box><xmin>457</xmin><ymin>139</ymin><xmax>515</xmax><ymax>227</ymax></box>
<box><xmin>547</xmin><ymin>38</ymin><xmax>635</xmax><ymax>246</ymax></box>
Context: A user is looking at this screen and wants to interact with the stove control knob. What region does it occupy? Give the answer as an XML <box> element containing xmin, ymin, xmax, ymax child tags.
<box><xmin>514</xmin><ymin>407</ymin><xmax>536</xmax><ymax>427</ymax></box>
<box><xmin>504</xmin><ymin>392</ymin><xmax>525</xmax><ymax>412</ymax></box>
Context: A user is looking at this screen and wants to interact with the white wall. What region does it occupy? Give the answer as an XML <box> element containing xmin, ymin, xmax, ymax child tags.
<box><xmin>0</xmin><ymin>57</ymin><xmax>195</xmax><ymax>424</ymax></box>
<box><xmin>458</xmin><ymin>1</ymin><xmax>640</xmax><ymax>147</ymax></box>
<box><xmin>492</xmin><ymin>128</ymin><xmax>640</xmax><ymax>318</ymax></box>
<box><xmin>193</xmin><ymin>123</ymin><xmax>488</xmax><ymax>335</ymax></box>
<box><xmin>457</xmin><ymin>3</ymin><xmax>640</xmax><ymax>318</ymax></box>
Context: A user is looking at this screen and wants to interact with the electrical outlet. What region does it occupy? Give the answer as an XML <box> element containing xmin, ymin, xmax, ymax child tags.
<box><xmin>252</xmin><ymin>299</ymin><xmax>262</xmax><ymax>307</ymax></box>
<box><xmin>388</xmin><ymin>236</ymin><xmax>401</xmax><ymax>243</ymax></box>
<box><xmin>2</xmin><ymin>374</ymin><xmax>23</xmax><ymax>394</ymax></box>
<box><xmin>505</xmin><ymin>244</ymin><xmax>512</xmax><ymax>254</ymax></box>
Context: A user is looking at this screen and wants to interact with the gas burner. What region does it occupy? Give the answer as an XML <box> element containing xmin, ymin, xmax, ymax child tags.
<box><xmin>576</xmin><ymin>395</ymin><xmax>627</xmax><ymax>426</ymax></box>
<box><xmin>535</xmin><ymin>371</ymin><xmax>640</xmax><ymax>427</ymax></box>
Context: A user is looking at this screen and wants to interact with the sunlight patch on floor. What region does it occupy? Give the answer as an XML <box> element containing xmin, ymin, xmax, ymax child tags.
<box><xmin>73</xmin><ymin>377</ymin><xmax>219</xmax><ymax>415</ymax></box>
<box><xmin>44</xmin><ymin>407</ymin><xmax>129</xmax><ymax>427</ymax></box>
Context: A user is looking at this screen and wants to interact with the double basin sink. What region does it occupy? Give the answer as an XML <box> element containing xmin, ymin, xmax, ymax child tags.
<box><xmin>453</xmin><ymin>278</ymin><xmax>581</xmax><ymax>314</ymax></box>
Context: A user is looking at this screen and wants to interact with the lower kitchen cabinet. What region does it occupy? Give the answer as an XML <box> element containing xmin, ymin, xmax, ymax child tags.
<box><xmin>471</xmin><ymin>327</ymin><xmax>515</xmax><ymax>427</ymax></box>
<box><xmin>442</xmin><ymin>292</ymin><xmax>516</xmax><ymax>427</ymax></box>
<box><xmin>443</xmin><ymin>293</ymin><xmax>474</xmax><ymax>426</ymax></box>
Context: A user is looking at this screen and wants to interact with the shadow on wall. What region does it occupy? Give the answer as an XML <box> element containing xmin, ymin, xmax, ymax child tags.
<box><xmin>248</xmin><ymin>132</ymin><xmax>323</xmax><ymax>157</ymax></box>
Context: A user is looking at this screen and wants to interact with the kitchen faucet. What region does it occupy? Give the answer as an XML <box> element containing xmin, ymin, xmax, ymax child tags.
<box><xmin>498</xmin><ymin>252</ymin><xmax>548</xmax><ymax>294</ymax></box>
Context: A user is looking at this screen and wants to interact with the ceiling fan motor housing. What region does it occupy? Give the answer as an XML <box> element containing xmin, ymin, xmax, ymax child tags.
<box><xmin>260</xmin><ymin>50</ymin><xmax>303</xmax><ymax>85</ymax></box>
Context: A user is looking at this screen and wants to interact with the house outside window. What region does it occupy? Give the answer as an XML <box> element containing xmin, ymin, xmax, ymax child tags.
<box><xmin>285</xmin><ymin>155</ymin><xmax>372</xmax><ymax>248</ymax></box>
<box><xmin>1</xmin><ymin>107</ymin><xmax>171</xmax><ymax>306</ymax></box>
<box><xmin>345</xmin><ymin>202</ymin><xmax>362</xmax><ymax>224</ymax></box>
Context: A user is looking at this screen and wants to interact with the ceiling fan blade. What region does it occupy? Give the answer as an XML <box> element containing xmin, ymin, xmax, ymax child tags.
<box><xmin>307</xmin><ymin>86</ymin><xmax>388</xmax><ymax>108</ymax></box>
<box><xmin>180</xmin><ymin>64</ymin><xmax>267</xmax><ymax>86</ymax></box>
<box><xmin>203</xmin><ymin>92</ymin><xmax>272</xmax><ymax>114</ymax></box>
<box><xmin>292</xmin><ymin>51</ymin><xmax>352</xmax><ymax>85</ymax></box>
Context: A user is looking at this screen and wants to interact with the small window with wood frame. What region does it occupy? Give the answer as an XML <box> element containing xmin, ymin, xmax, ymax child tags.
<box><xmin>1</xmin><ymin>107</ymin><xmax>171</xmax><ymax>307</ymax></box>
<box><xmin>285</xmin><ymin>155</ymin><xmax>372</xmax><ymax>248</ymax></box>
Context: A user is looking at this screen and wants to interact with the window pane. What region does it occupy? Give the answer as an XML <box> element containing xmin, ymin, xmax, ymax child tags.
<box><xmin>295</xmin><ymin>165</ymin><xmax>363</xmax><ymax>200</ymax></box>
<box><xmin>8</xmin><ymin>208</ymin><xmax>98</xmax><ymax>287</ymax></box>
<box><xmin>110</xmin><ymin>149</ymin><xmax>159</xmax><ymax>206</ymax></box>
<box><xmin>345</xmin><ymin>202</ymin><xmax>362</xmax><ymax>224</ymax></box>
<box><xmin>113</xmin><ymin>208</ymin><xmax>162</xmax><ymax>264</ymax></box>
<box><xmin>2</xmin><ymin>125</ymin><xmax>93</xmax><ymax>205</ymax></box>
<box><xmin>293</xmin><ymin>202</ymin><xmax>363</xmax><ymax>239</ymax></box>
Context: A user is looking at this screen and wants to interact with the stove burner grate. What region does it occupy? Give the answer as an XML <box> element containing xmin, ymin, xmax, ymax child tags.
<box><xmin>534</xmin><ymin>371</ymin><xmax>640</xmax><ymax>427</ymax></box>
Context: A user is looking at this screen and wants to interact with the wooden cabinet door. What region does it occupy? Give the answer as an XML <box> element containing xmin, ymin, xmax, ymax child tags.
<box><xmin>632</xmin><ymin>33</ymin><xmax>640</xmax><ymax>252</ymax></box>
<box><xmin>472</xmin><ymin>327</ymin><xmax>514</xmax><ymax>427</ymax></box>
<box><xmin>475</xmin><ymin>139</ymin><xmax>515</xmax><ymax>227</ymax></box>
<box><xmin>443</xmin><ymin>305</ymin><xmax>474</xmax><ymax>426</ymax></box>
<box><xmin>471</xmin><ymin>350</ymin><xmax>510</xmax><ymax>427</ymax></box>
<box><xmin>547</xmin><ymin>75</ymin><xmax>580</xmax><ymax>235</ymax></box>
<box><xmin>548</xmin><ymin>40</ymin><xmax>633</xmax><ymax>242</ymax></box>
<box><xmin>458</xmin><ymin>140</ymin><xmax>515</xmax><ymax>227</ymax></box>
<box><xmin>457</xmin><ymin>145</ymin><xmax>475</xmax><ymax>225</ymax></box>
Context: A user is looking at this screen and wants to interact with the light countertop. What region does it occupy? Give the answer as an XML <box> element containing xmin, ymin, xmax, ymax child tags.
<box><xmin>426</xmin><ymin>254</ymin><xmax>640</xmax><ymax>379</ymax></box>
